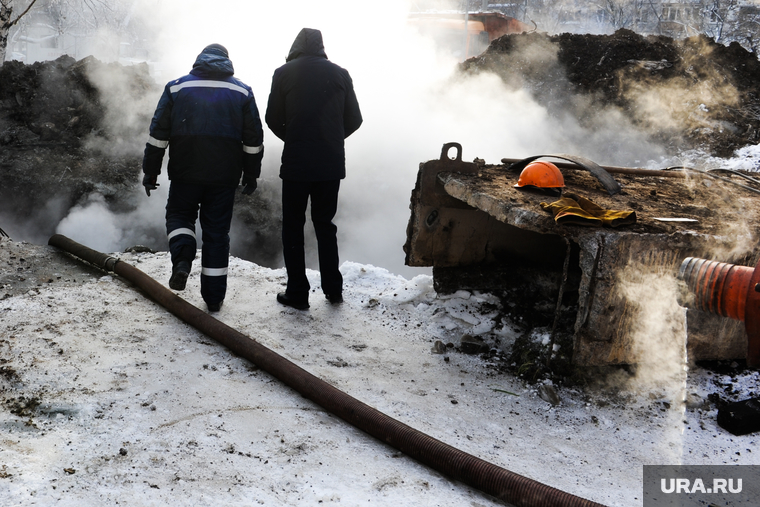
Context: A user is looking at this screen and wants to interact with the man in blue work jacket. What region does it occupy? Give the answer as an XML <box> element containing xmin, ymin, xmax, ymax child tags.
<box><xmin>142</xmin><ymin>43</ymin><xmax>264</xmax><ymax>312</ymax></box>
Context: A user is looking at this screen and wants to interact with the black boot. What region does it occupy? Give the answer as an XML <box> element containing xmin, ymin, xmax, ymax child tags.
<box><xmin>277</xmin><ymin>292</ymin><xmax>309</xmax><ymax>310</ymax></box>
<box><xmin>169</xmin><ymin>261</ymin><xmax>191</xmax><ymax>290</ymax></box>
<box><xmin>206</xmin><ymin>300</ymin><xmax>223</xmax><ymax>312</ymax></box>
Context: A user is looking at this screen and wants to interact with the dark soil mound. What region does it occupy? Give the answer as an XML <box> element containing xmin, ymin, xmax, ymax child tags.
<box><xmin>462</xmin><ymin>29</ymin><xmax>760</xmax><ymax>157</ymax></box>
<box><xmin>0</xmin><ymin>55</ymin><xmax>154</xmax><ymax>144</ymax></box>
<box><xmin>0</xmin><ymin>55</ymin><xmax>155</xmax><ymax>228</ymax></box>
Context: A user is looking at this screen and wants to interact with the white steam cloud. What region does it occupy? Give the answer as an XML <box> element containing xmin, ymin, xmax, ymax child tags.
<box><xmin>612</xmin><ymin>260</ymin><xmax>689</xmax><ymax>459</ymax></box>
<box><xmin>618</xmin><ymin>267</ymin><xmax>688</xmax><ymax>388</ymax></box>
<box><xmin>56</xmin><ymin>195</ymin><xmax>123</xmax><ymax>252</ymax></box>
<box><xmin>55</xmin><ymin>186</ymin><xmax>169</xmax><ymax>253</ymax></box>
<box><xmin>57</xmin><ymin>0</ymin><xmax>671</xmax><ymax>277</ymax></box>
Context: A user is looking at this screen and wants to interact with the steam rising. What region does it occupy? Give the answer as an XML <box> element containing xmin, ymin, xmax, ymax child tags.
<box><xmin>56</xmin><ymin>190</ymin><xmax>169</xmax><ymax>253</ymax></box>
<box><xmin>81</xmin><ymin>61</ymin><xmax>161</xmax><ymax>157</ymax></box>
<box><xmin>4</xmin><ymin>0</ymin><xmax>757</xmax><ymax>397</ymax></box>
<box><xmin>618</xmin><ymin>263</ymin><xmax>687</xmax><ymax>389</ymax></box>
<box><xmin>56</xmin><ymin>194</ymin><xmax>124</xmax><ymax>252</ymax></box>
<box><xmin>612</xmin><ymin>260</ymin><xmax>689</xmax><ymax>462</ymax></box>
<box><xmin>620</xmin><ymin>39</ymin><xmax>742</xmax><ymax>141</ymax></box>
<box><xmin>51</xmin><ymin>0</ymin><xmax>691</xmax><ymax>277</ymax></box>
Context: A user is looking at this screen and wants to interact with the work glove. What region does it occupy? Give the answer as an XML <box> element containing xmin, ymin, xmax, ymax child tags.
<box><xmin>241</xmin><ymin>176</ymin><xmax>257</xmax><ymax>195</ymax></box>
<box><xmin>142</xmin><ymin>174</ymin><xmax>159</xmax><ymax>196</ymax></box>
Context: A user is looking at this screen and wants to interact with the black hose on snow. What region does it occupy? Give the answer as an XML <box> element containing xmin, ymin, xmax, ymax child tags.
<box><xmin>48</xmin><ymin>234</ymin><xmax>606</xmax><ymax>507</ymax></box>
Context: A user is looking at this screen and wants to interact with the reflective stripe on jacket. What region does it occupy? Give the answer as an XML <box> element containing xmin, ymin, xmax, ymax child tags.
<box><xmin>142</xmin><ymin>49</ymin><xmax>264</xmax><ymax>187</ymax></box>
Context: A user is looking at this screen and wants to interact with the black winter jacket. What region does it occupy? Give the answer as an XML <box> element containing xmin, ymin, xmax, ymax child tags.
<box><xmin>265</xmin><ymin>28</ymin><xmax>362</xmax><ymax>181</ymax></box>
<box><xmin>142</xmin><ymin>47</ymin><xmax>264</xmax><ymax>187</ymax></box>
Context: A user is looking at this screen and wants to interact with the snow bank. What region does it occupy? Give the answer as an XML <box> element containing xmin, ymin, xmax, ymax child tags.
<box><xmin>1</xmin><ymin>251</ymin><xmax>759</xmax><ymax>506</ymax></box>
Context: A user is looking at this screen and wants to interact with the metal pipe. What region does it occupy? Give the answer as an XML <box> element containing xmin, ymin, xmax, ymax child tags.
<box><xmin>678</xmin><ymin>256</ymin><xmax>760</xmax><ymax>367</ymax></box>
<box><xmin>501</xmin><ymin>157</ymin><xmax>686</xmax><ymax>178</ymax></box>
<box><xmin>667</xmin><ymin>166</ymin><xmax>760</xmax><ymax>196</ymax></box>
<box><xmin>48</xmin><ymin>234</ymin><xmax>605</xmax><ymax>507</ymax></box>
<box><xmin>502</xmin><ymin>158</ymin><xmax>760</xmax><ymax>195</ymax></box>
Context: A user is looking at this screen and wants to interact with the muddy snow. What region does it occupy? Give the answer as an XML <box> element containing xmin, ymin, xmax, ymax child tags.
<box><xmin>1</xmin><ymin>240</ymin><xmax>759</xmax><ymax>506</ymax></box>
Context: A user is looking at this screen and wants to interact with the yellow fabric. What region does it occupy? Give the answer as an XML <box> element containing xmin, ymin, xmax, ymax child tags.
<box><xmin>540</xmin><ymin>193</ymin><xmax>636</xmax><ymax>228</ymax></box>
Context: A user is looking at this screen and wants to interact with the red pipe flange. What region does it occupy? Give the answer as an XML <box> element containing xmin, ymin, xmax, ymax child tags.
<box><xmin>679</xmin><ymin>257</ymin><xmax>760</xmax><ymax>368</ymax></box>
<box><xmin>743</xmin><ymin>257</ymin><xmax>760</xmax><ymax>367</ymax></box>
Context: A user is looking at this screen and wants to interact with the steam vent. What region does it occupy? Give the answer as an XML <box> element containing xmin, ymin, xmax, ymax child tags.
<box><xmin>405</xmin><ymin>143</ymin><xmax>760</xmax><ymax>366</ymax></box>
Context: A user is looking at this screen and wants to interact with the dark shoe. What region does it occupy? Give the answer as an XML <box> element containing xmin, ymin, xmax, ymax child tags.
<box><xmin>277</xmin><ymin>292</ymin><xmax>309</xmax><ymax>310</ymax></box>
<box><xmin>169</xmin><ymin>261</ymin><xmax>191</xmax><ymax>290</ymax></box>
<box><xmin>207</xmin><ymin>300</ymin><xmax>223</xmax><ymax>312</ymax></box>
<box><xmin>325</xmin><ymin>293</ymin><xmax>343</xmax><ymax>304</ymax></box>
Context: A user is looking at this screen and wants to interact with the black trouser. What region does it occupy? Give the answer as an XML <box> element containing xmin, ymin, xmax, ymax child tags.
<box><xmin>165</xmin><ymin>181</ymin><xmax>235</xmax><ymax>305</ymax></box>
<box><xmin>281</xmin><ymin>179</ymin><xmax>342</xmax><ymax>299</ymax></box>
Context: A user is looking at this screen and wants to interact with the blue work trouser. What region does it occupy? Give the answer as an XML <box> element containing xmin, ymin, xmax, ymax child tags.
<box><xmin>165</xmin><ymin>182</ymin><xmax>236</xmax><ymax>305</ymax></box>
<box><xmin>281</xmin><ymin>179</ymin><xmax>342</xmax><ymax>299</ymax></box>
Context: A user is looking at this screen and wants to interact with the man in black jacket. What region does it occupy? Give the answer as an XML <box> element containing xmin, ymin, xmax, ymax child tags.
<box><xmin>142</xmin><ymin>43</ymin><xmax>264</xmax><ymax>312</ymax></box>
<box><xmin>266</xmin><ymin>28</ymin><xmax>362</xmax><ymax>310</ymax></box>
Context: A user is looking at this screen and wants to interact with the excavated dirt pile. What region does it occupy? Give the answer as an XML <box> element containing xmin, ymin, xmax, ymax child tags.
<box><xmin>0</xmin><ymin>55</ymin><xmax>155</xmax><ymax>239</ymax></box>
<box><xmin>462</xmin><ymin>29</ymin><xmax>760</xmax><ymax>158</ymax></box>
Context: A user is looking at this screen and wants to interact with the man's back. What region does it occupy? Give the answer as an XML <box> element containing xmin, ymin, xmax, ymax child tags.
<box><xmin>266</xmin><ymin>28</ymin><xmax>362</xmax><ymax>181</ymax></box>
<box><xmin>144</xmin><ymin>46</ymin><xmax>263</xmax><ymax>187</ymax></box>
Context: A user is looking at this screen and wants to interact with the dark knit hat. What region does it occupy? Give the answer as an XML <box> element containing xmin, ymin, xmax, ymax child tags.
<box><xmin>203</xmin><ymin>43</ymin><xmax>229</xmax><ymax>57</ymax></box>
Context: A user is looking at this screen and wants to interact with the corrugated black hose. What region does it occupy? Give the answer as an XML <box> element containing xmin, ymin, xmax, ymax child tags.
<box><xmin>48</xmin><ymin>233</ymin><xmax>607</xmax><ymax>507</ymax></box>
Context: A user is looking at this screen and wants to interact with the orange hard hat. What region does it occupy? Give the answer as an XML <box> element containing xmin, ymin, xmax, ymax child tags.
<box><xmin>514</xmin><ymin>161</ymin><xmax>565</xmax><ymax>188</ymax></box>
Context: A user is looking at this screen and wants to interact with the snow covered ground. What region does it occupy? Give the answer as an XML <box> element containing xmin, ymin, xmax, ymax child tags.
<box><xmin>1</xmin><ymin>246</ymin><xmax>759</xmax><ymax>507</ymax></box>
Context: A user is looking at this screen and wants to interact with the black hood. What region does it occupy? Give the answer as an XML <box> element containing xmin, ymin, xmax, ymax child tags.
<box><xmin>190</xmin><ymin>45</ymin><xmax>234</xmax><ymax>78</ymax></box>
<box><xmin>286</xmin><ymin>28</ymin><xmax>328</xmax><ymax>62</ymax></box>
